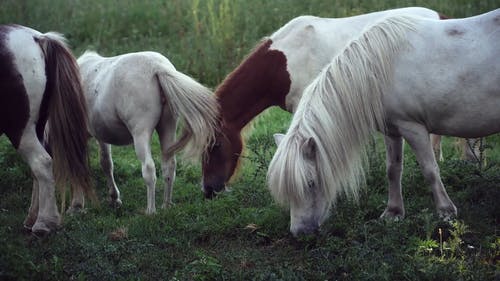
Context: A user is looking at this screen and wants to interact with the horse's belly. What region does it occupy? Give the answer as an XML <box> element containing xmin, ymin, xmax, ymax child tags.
<box><xmin>427</xmin><ymin>114</ymin><xmax>500</xmax><ymax>138</ymax></box>
<box><xmin>94</xmin><ymin>129</ymin><xmax>133</xmax><ymax>146</ymax></box>
<box><xmin>385</xmin><ymin>97</ymin><xmax>500</xmax><ymax>138</ymax></box>
<box><xmin>89</xmin><ymin>114</ymin><xmax>133</xmax><ymax>146</ymax></box>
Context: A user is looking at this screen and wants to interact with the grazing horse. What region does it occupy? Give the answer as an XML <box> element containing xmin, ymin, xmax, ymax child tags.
<box><xmin>268</xmin><ymin>9</ymin><xmax>500</xmax><ymax>235</ymax></box>
<box><xmin>73</xmin><ymin>51</ymin><xmax>219</xmax><ymax>214</ymax></box>
<box><xmin>0</xmin><ymin>25</ymin><xmax>92</xmax><ymax>235</ymax></box>
<box><xmin>201</xmin><ymin>7</ymin><xmax>442</xmax><ymax>198</ymax></box>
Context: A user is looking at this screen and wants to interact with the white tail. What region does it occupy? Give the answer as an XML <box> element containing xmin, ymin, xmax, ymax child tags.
<box><xmin>156</xmin><ymin>70</ymin><xmax>219</xmax><ymax>160</ymax></box>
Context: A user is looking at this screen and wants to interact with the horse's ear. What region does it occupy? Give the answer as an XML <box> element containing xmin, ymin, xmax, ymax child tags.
<box><xmin>302</xmin><ymin>137</ymin><xmax>316</xmax><ymax>160</ymax></box>
<box><xmin>273</xmin><ymin>133</ymin><xmax>285</xmax><ymax>146</ymax></box>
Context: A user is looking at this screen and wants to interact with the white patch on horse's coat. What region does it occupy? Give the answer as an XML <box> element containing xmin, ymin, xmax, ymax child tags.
<box><xmin>7</xmin><ymin>28</ymin><xmax>46</xmax><ymax>128</ymax></box>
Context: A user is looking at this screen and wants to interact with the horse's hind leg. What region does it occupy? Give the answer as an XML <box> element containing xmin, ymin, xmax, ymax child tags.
<box><xmin>133</xmin><ymin>133</ymin><xmax>157</xmax><ymax>214</ymax></box>
<box><xmin>380</xmin><ymin>135</ymin><xmax>405</xmax><ymax>219</ymax></box>
<box><xmin>17</xmin><ymin>131</ymin><xmax>61</xmax><ymax>234</ymax></box>
<box><xmin>400</xmin><ymin>123</ymin><xmax>457</xmax><ymax>219</ymax></box>
<box><xmin>98</xmin><ymin>141</ymin><xmax>122</xmax><ymax>207</ymax></box>
<box><xmin>462</xmin><ymin>138</ymin><xmax>484</xmax><ymax>162</ymax></box>
<box><xmin>156</xmin><ymin>115</ymin><xmax>177</xmax><ymax>209</ymax></box>
<box><xmin>24</xmin><ymin>179</ymin><xmax>40</xmax><ymax>229</ymax></box>
<box><xmin>430</xmin><ymin>134</ymin><xmax>443</xmax><ymax>161</ymax></box>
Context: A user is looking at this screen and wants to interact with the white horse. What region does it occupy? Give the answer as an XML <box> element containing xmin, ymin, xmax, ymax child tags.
<box><xmin>0</xmin><ymin>25</ymin><xmax>93</xmax><ymax>235</ymax></box>
<box><xmin>74</xmin><ymin>51</ymin><xmax>219</xmax><ymax>214</ymax></box>
<box><xmin>202</xmin><ymin>7</ymin><xmax>443</xmax><ymax>197</ymax></box>
<box><xmin>268</xmin><ymin>9</ymin><xmax>499</xmax><ymax>236</ymax></box>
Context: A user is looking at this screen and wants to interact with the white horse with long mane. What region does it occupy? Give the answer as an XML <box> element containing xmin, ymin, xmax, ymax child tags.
<box><xmin>268</xmin><ymin>9</ymin><xmax>499</xmax><ymax>236</ymax></box>
<box><xmin>72</xmin><ymin>51</ymin><xmax>219</xmax><ymax>214</ymax></box>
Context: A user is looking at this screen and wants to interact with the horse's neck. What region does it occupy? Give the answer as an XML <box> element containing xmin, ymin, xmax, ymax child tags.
<box><xmin>216</xmin><ymin>39</ymin><xmax>291</xmax><ymax>130</ymax></box>
<box><xmin>217</xmin><ymin>87</ymin><xmax>283</xmax><ymax>130</ymax></box>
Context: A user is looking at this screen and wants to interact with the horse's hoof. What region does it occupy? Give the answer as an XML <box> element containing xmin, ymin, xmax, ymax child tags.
<box><xmin>161</xmin><ymin>202</ymin><xmax>175</xmax><ymax>209</ymax></box>
<box><xmin>109</xmin><ymin>198</ymin><xmax>123</xmax><ymax>208</ymax></box>
<box><xmin>380</xmin><ymin>207</ymin><xmax>405</xmax><ymax>220</ymax></box>
<box><xmin>23</xmin><ymin>216</ymin><xmax>37</xmax><ymax>229</ymax></box>
<box><xmin>31</xmin><ymin>228</ymin><xmax>50</xmax><ymax>238</ymax></box>
<box><xmin>31</xmin><ymin>220</ymin><xmax>59</xmax><ymax>237</ymax></box>
<box><xmin>23</xmin><ymin>224</ymin><xmax>33</xmax><ymax>233</ymax></box>
<box><xmin>66</xmin><ymin>205</ymin><xmax>86</xmax><ymax>215</ymax></box>
<box><xmin>437</xmin><ymin>206</ymin><xmax>457</xmax><ymax>221</ymax></box>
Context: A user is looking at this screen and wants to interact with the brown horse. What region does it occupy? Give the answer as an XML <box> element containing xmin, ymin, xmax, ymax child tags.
<box><xmin>201</xmin><ymin>7</ymin><xmax>442</xmax><ymax>198</ymax></box>
<box><xmin>0</xmin><ymin>24</ymin><xmax>93</xmax><ymax>235</ymax></box>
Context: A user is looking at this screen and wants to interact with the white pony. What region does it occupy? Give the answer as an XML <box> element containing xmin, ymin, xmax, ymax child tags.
<box><xmin>268</xmin><ymin>9</ymin><xmax>499</xmax><ymax>236</ymax></box>
<box><xmin>74</xmin><ymin>51</ymin><xmax>219</xmax><ymax>214</ymax></box>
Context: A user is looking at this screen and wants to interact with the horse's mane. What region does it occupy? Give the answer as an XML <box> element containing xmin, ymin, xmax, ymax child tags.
<box><xmin>268</xmin><ymin>15</ymin><xmax>418</xmax><ymax>206</ymax></box>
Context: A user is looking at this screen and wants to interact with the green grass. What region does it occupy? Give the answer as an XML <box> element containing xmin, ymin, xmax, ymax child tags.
<box><xmin>1</xmin><ymin>1</ymin><xmax>499</xmax><ymax>280</ymax></box>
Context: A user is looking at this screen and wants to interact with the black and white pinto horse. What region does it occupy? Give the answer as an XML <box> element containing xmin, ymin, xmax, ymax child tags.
<box><xmin>0</xmin><ymin>25</ymin><xmax>93</xmax><ymax>235</ymax></box>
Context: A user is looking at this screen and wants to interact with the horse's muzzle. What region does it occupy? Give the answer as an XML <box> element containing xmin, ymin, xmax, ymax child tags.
<box><xmin>202</xmin><ymin>183</ymin><xmax>226</xmax><ymax>199</ymax></box>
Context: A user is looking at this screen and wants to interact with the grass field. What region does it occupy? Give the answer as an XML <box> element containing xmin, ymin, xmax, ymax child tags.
<box><xmin>0</xmin><ymin>0</ymin><xmax>499</xmax><ymax>280</ymax></box>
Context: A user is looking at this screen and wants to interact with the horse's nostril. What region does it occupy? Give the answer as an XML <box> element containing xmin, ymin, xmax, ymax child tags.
<box><xmin>213</xmin><ymin>184</ymin><xmax>225</xmax><ymax>192</ymax></box>
<box><xmin>203</xmin><ymin>186</ymin><xmax>216</xmax><ymax>199</ymax></box>
<box><xmin>204</xmin><ymin>190</ymin><xmax>215</xmax><ymax>199</ymax></box>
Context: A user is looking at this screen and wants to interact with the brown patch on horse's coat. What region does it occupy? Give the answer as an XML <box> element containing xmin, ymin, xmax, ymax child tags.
<box><xmin>440</xmin><ymin>13</ymin><xmax>466</xmax><ymax>37</ymax></box>
<box><xmin>0</xmin><ymin>25</ymin><xmax>30</xmax><ymax>148</ymax></box>
<box><xmin>202</xmin><ymin>39</ymin><xmax>290</xmax><ymax>190</ymax></box>
<box><xmin>215</xmin><ymin>39</ymin><xmax>291</xmax><ymax>129</ymax></box>
<box><xmin>446</xmin><ymin>28</ymin><xmax>465</xmax><ymax>37</ymax></box>
<box><xmin>494</xmin><ymin>15</ymin><xmax>500</xmax><ymax>25</ymax></box>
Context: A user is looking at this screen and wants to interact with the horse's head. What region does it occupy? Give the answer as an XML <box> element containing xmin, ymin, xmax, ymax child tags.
<box><xmin>202</xmin><ymin>125</ymin><xmax>242</xmax><ymax>199</ymax></box>
<box><xmin>268</xmin><ymin>133</ymin><xmax>330</xmax><ymax>236</ymax></box>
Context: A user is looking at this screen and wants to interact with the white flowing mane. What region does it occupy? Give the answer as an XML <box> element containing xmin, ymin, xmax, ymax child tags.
<box><xmin>268</xmin><ymin>15</ymin><xmax>418</xmax><ymax>206</ymax></box>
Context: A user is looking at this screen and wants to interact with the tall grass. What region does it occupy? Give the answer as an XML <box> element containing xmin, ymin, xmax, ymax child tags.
<box><xmin>0</xmin><ymin>0</ymin><xmax>496</xmax><ymax>85</ymax></box>
<box><xmin>0</xmin><ymin>1</ymin><xmax>498</xmax><ymax>280</ymax></box>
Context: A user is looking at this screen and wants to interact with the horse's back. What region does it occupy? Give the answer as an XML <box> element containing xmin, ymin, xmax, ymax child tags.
<box><xmin>0</xmin><ymin>25</ymin><xmax>46</xmax><ymax>147</ymax></box>
<box><xmin>387</xmin><ymin>9</ymin><xmax>500</xmax><ymax>137</ymax></box>
<box><xmin>268</xmin><ymin>7</ymin><xmax>439</xmax><ymax>111</ymax></box>
<box><xmin>79</xmin><ymin>51</ymin><xmax>175</xmax><ymax>145</ymax></box>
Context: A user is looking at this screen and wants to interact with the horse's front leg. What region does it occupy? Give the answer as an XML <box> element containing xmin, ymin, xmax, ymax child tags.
<box><xmin>98</xmin><ymin>141</ymin><xmax>122</xmax><ymax>207</ymax></box>
<box><xmin>380</xmin><ymin>135</ymin><xmax>405</xmax><ymax>219</ymax></box>
<box><xmin>400</xmin><ymin>123</ymin><xmax>457</xmax><ymax>219</ymax></box>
